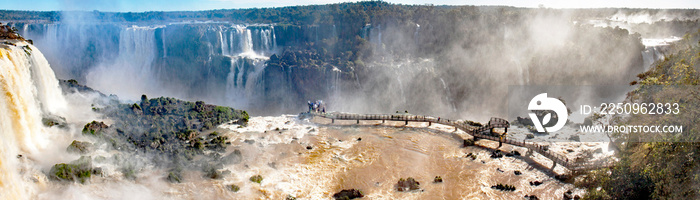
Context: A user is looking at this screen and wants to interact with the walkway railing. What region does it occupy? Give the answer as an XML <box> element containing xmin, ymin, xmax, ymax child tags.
<box><xmin>306</xmin><ymin>111</ymin><xmax>614</xmax><ymax>171</ymax></box>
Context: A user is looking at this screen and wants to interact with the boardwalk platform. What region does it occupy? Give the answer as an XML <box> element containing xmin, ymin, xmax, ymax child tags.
<box><xmin>304</xmin><ymin>111</ymin><xmax>614</xmax><ymax>172</ymax></box>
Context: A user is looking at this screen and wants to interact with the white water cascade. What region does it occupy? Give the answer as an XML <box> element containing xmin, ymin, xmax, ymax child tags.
<box><xmin>0</xmin><ymin>41</ymin><xmax>68</xmax><ymax>199</ymax></box>
<box><xmin>641</xmin><ymin>37</ymin><xmax>681</xmax><ymax>70</ymax></box>
<box><xmin>86</xmin><ymin>26</ymin><xmax>159</xmax><ymax>100</ymax></box>
<box><xmin>218</xmin><ymin>25</ymin><xmax>276</xmax><ymax>109</ymax></box>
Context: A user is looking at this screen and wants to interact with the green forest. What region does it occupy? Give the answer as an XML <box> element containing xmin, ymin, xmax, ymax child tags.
<box><xmin>579</xmin><ymin>29</ymin><xmax>700</xmax><ymax>199</ymax></box>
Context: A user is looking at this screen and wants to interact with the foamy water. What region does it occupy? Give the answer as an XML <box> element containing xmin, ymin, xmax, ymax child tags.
<box><xmin>29</xmin><ymin>114</ymin><xmax>598</xmax><ymax>199</ymax></box>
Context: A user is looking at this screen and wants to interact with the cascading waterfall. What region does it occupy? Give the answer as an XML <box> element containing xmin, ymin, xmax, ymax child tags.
<box><xmin>439</xmin><ymin>78</ymin><xmax>457</xmax><ymax>112</ymax></box>
<box><xmin>219</xmin><ymin>24</ymin><xmax>276</xmax><ymax>109</ymax></box>
<box><xmin>0</xmin><ymin>41</ymin><xmax>67</xmax><ymax>200</ymax></box>
<box><xmin>414</xmin><ymin>24</ymin><xmax>421</xmax><ymax>43</ymax></box>
<box><xmin>329</xmin><ymin>67</ymin><xmax>342</xmax><ymax>109</ymax></box>
<box><xmin>640</xmin><ymin>37</ymin><xmax>680</xmax><ymax>70</ymax></box>
<box><xmin>161</xmin><ymin>27</ymin><xmax>167</xmax><ymax>58</ymax></box>
<box><xmin>86</xmin><ymin>26</ymin><xmax>157</xmax><ymax>99</ymax></box>
<box><xmin>642</xmin><ymin>46</ymin><xmax>664</xmax><ymax>70</ymax></box>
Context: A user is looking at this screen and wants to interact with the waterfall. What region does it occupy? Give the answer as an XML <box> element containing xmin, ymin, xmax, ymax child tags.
<box><xmin>0</xmin><ymin>41</ymin><xmax>67</xmax><ymax>200</ymax></box>
<box><xmin>439</xmin><ymin>78</ymin><xmax>457</xmax><ymax>112</ymax></box>
<box><xmin>377</xmin><ymin>24</ymin><xmax>382</xmax><ymax>46</ymax></box>
<box><xmin>330</xmin><ymin>67</ymin><xmax>342</xmax><ymax>109</ymax></box>
<box><xmin>245</xmin><ymin>28</ymin><xmax>254</xmax><ymax>55</ymax></box>
<box><xmin>217</xmin><ymin>25</ymin><xmax>277</xmax><ymax>108</ymax></box>
<box><xmin>271</xmin><ymin>26</ymin><xmax>277</xmax><ymax>52</ymax></box>
<box><xmin>161</xmin><ymin>27</ymin><xmax>167</xmax><ymax>58</ymax></box>
<box><xmin>85</xmin><ymin>26</ymin><xmax>158</xmax><ymax>100</ymax></box>
<box><xmin>641</xmin><ymin>46</ymin><xmax>665</xmax><ymax>70</ymax></box>
<box><xmin>225</xmin><ymin>57</ymin><xmax>267</xmax><ymax>109</ymax></box>
<box><xmin>414</xmin><ymin>24</ymin><xmax>420</xmax><ymax>43</ymax></box>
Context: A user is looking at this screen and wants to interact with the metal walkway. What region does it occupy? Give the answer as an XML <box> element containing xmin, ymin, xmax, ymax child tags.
<box><xmin>306</xmin><ymin>111</ymin><xmax>614</xmax><ymax>171</ymax></box>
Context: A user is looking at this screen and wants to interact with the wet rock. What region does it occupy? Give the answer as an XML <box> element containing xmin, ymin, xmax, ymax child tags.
<box><xmin>66</xmin><ymin>140</ymin><xmax>94</xmax><ymax>154</ymax></box>
<box><xmin>463</xmin><ymin>139</ymin><xmax>475</xmax><ymax>147</ymax></box>
<box><xmin>524</xmin><ymin>195</ymin><xmax>539</xmax><ymax>200</ymax></box>
<box><xmin>357</xmin><ymin>137</ymin><xmax>362</xmax><ymax>141</ymax></box>
<box><xmin>167</xmin><ymin>171</ymin><xmax>182</xmax><ymax>183</ymax></box>
<box><xmin>204</xmin><ymin>168</ymin><xmax>230</xmax><ymax>180</ymax></box>
<box><xmin>433</xmin><ymin>176</ymin><xmax>443</xmax><ymax>183</ymax></box>
<box><xmin>491</xmin><ymin>150</ymin><xmax>504</xmax><ymax>158</ymax></box>
<box><xmin>333</xmin><ymin>189</ymin><xmax>364</xmax><ymax>200</ymax></box>
<box><xmin>491</xmin><ymin>183</ymin><xmax>516</xmax><ymax>191</ymax></box>
<box><xmin>529</xmin><ymin>181</ymin><xmax>543</xmax><ymax>186</ymax></box>
<box><xmin>306</xmin><ymin>146</ymin><xmax>313</xmax><ymax>150</ymax></box>
<box><xmin>250</xmin><ymin>175</ymin><xmax>263</xmax><ymax>184</ymax></box>
<box><xmin>49</xmin><ymin>156</ymin><xmax>93</xmax><ymax>184</ymax></box>
<box><xmin>42</xmin><ymin>115</ymin><xmax>67</xmax><ymax>128</ymax></box>
<box><xmin>228</xmin><ymin>184</ymin><xmax>240</xmax><ymax>192</ymax></box>
<box><xmin>514</xmin><ymin>170</ymin><xmax>522</xmax><ymax>175</ymax></box>
<box><xmin>466</xmin><ymin>153</ymin><xmax>477</xmax><ymax>160</ymax></box>
<box><xmin>82</xmin><ymin>121</ymin><xmax>109</xmax><ymax>136</ymax></box>
<box><xmin>397</xmin><ymin>177</ymin><xmax>420</xmax><ymax>192</ymax></box>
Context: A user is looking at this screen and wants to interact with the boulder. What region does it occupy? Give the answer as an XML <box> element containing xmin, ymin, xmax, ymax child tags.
<box><xmin>82</xmin><ymin>121</ymin><xmax>109</xmax><ymax>136</ymax></box>
<box><xmin>332</xmin><ymin>189</ymin><xmax>364</xmax><ymax>200</ymax></box>
<box><xmin>167</xmin><ymin>172</ymin><xmax>182</xmax><ymax>183</ymax></box>
<box><xmin>42</xmin><ymin>115</ymin><xmax>67</xmax><ymax>128</ymax></box>
<box><xmin>250</xmin><ymin>175</ymin><xmax>263</xmax><ymax>184</ymax></box>
<box><xmin>491</xmin><ymin>150</ymin><xmax>503</xmax><ymax>158</ymax></box>
<box><xmin>463</xmin><ymin>139</ymin><xmax>475</xmax><ymax>147</ymax></box>
<box><xmin>66</xmin><ymin>140</ymin><xmax>94</xmax><ymax>154</ymax></box>
<box><xmin>466</xmin><ymin>153</ymin><xmax>477</xmax><ymax>160</ymax></box>
<box><xmin>228</xmin><ymin>184</ymin><xmax>240</xmax><ymax>192</ymax></box>
<box><xmin>491</xmin><ymin>183</ymin><xmax>516</xmax><ymax>191</ymax></box>
<box><xmin>433</xmin><ymin>176</ymin><xmax>443</xmax><ymax>183</ymax></box>
<box><xmin>48</xmin><ymin>156</ymin><xmax>93</xmax><ymax>184</ymax></box>
<box><xmin>529</xmin><ymin>181</ymin><xmax>543</xmax><ymax>186</ymax></box>
<box><xmin>397</xmin><ymin>177</ymin><xmax>420</xmax><ymax>192</ymax></box>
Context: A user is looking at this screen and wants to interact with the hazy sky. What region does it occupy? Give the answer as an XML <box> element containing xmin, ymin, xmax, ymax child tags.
<box><xmin>4</xmin><ymin>0</ymin><xmax>700</xmax><ymax>12</ymax></box>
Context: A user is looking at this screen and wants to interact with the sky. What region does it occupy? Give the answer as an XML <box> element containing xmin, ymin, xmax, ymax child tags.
<box><xmin>3</xmin><ymin>0</ymin><xmax>700</xmax><ymax>12</ymax></box>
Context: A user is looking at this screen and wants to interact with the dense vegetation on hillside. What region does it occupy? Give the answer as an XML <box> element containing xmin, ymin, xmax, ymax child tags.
<box><xmin>51</xmin><ymin>81</ymin><xmax>249</xmax><ymax>183</ymax></box>
<box><xmin>579</xmin><ymin>29</ymin><xmax>700</xmax><ymax>199</ymax></box>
